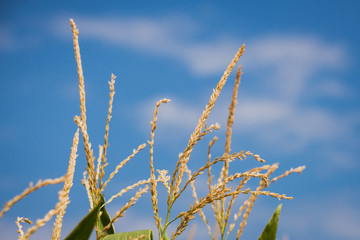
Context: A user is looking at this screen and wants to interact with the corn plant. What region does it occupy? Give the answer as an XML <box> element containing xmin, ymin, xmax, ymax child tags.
<box><xmin>0</xmin><ymin>18</ymin><xmax>305</xmax><ymax>240</ymax></box>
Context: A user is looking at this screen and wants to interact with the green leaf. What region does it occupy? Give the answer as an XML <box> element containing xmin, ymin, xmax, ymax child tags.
<box><xmin>258</xmin><ymin>204</ymin><xmax>282</xmax><ymax>240</ymax></box>
<box><xmin>102</xmin><ymin>230</ymin><xmax>153</xmax><ymax>240</ymax></box>
<box><xmin>97</xmin><ymin>194</ymin><xmax>115</xmax><ymax>235</ymax></box>
<box><xmin>160</xmin><ymin>224</ymin><xmax>170</xmax><ymax>240</ymax></box>
<box><xmin>64</xmin><ymin>201</ymin><xmax>102</xmax><ymax>240</ymax></box>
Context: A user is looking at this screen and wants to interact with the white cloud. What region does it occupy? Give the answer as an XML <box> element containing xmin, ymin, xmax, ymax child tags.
<box><xmin>52</xmin><ymin>16</ymin><xmax>242</xmax><ymax>76</ymax></box>
<box><xmin>246</xmin><ymin>36</ymin><xmax>344</xmax><ymax>68</ymax></box>
<box><xmin>55</xmin><ymin>15</ymin><xmax>356</xmax><ymax>168</ymax></box>
<box><xmin>234</xmin><ymin>99</ymin><xmax>291</xmax><ymax>128</ymax></box>
<box><xmin>242</xmin><ymin>36</ymin><xmax>347</xmax><ymax>102</ymax></box>
<box><xmin>136</xmin><ymin>93</ymin><xmax>352</xmax><ymax>152</ymax></box>
<box><xmin>180</xmin><ymin>39</ymin><xmax>241</xmax><ymax>75</ymax></box>
<box><xmin>137</xmin><ymin>96</ymin><xmax>201</xmax><ymax>131</ymax></box>
<box><xmin>53</xmin><ymin>16</ymin><xmax>346</xmax><ymax>82</ymax></box>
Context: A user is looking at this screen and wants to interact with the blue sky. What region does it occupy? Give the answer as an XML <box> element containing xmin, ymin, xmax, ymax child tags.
<box><xmin>1</xmin><ymin>1</ymin><xmax>359</xmax><ymax>239</ymax></box>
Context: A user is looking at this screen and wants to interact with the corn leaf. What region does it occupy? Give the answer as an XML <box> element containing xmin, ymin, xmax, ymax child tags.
<box><xmin>258</xmin><ymin>204</ymin><xmax>282</xmax><ymax>240</ymax></box>
<box><xmin>102</xmin><ymin>230</ymin><xmax>153</xmax><ymax>240</ymax></box>
<box><xmin>64</xmin><ymin>201</ymin><xmax>102</xmax><ymax>240</ymax></box>
<box><xmin>97</xmin><ymin>194</ymin><xmax>115</xmax><ymax>235</ymax></box>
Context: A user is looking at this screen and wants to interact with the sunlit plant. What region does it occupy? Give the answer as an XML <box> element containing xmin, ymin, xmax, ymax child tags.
<box><xmin>0</xmin><ymin>18</ymin><xmax>305</xmax><ymax>240</ymax></box>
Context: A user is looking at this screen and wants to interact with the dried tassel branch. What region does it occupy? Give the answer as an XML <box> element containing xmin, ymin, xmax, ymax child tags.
<box><xmin>207</xmin><ymin>136</ymin><xmax>218</xmax><ymax>189</ymax></box>
<box><xmin>0</xmin><ymin>177</ymin><xmax>65</xmax><ymax>219</ymax></box>
<box><xmin>149</xmin><ymin>98</ymin><xmax>170</xmax><ymax>230</ymax></box>
<box><xmin>174</xmin><ymin>150</ymin><xmax>244</xmax><ymax>202</ymax></box>
<box><xmin>101</xmin><ymin>143</ymin><xmax>147</xmax><ymax>192</ymax></box>
<box><xmin>236</xmin><ymin>163</ymin><xmax>279</xmax><ymax>239</ymax></box>
<box><xmin>216</xmin><ymin>66</ymin><xmax>242</xmax><ymax>237</ymax></box>
<box><xmin>207</xmin><ymin>137</ymin><xmax>219</xmax><ymax>229</ymax></box>
<box><xmin>226</xmin><ymin>166</ymin><xmax>273</xmax><ymax>237</ymax></box>
<box><xmin>100</xmin><ymin>186</ymin><xmax>149</xmax><ymax>236</ymax></box>
<box><xmin>171</xmin><ymin>185</ymin><xmax>250</xmax><ymax>240</ymax></box>
<box><xmin>70</xmin><ymin>19</ymin><xmax>87</xmax><ymax>128</ymax></box>
<box><xmin>244</xmin><ymin>151</ymin><xmax>266</xmax><ymax>163</ymax></box>
<box><xmin>271</xmin><ymin>165</ymin><xmax>306</xmax><ymax>183</ymax></box>
<box><xmin>22</xmin><ymin>189</ymin><xmax>69</xmax><ymax>240</ymax></box>
<box><xmin>99</xmin><ymin>73</ymin><xmax>116</xmax><ymax>189</ymax></box>
<box><xmin>74</xmin><ymin>115</ymin><xmax>96</xmax><ymax>195</ymax></box>
<box><xmin>70</xmin><ymin>18</ymin><xmax>97</xmax><ymax>199</ymax></box>
<box><xmin>223</xmin><ymin>65</ymin><xmax>242</xmax><ymax>179</ymax></box>
<box><xmin>81</xmin><ymin>171</ymin><xmax>93</xmax><ymax>209</ymax></box>
<box><xmin>169</xmin><ymin>45</ymin><xmax>245</xmax><ymax>203</ymax></box>
<box><xmin>51</xmin><ymin>129</ymin><xmax>80</xmax><ymax>240</ymax></box>
<box><xmin>106</xmin><ymin>178</ymin><xmax>153</xmax><ymax>205</ymax></box>
<box><xmin>106</xmin><ymin>176</ymin><xmax>164</xmax><ymax>205</ymax></box>
<box><xmin>250</xmin><ymin>191</ymin><xmax>293</xmax><ymax>200</ymax></box>
<box><xmin>224</xmin><ymin>175</ymin><xmax>250</xmax><ymax>234</ymax></box>
<box><xmin>16</xmin><ymin>217</ymin><xmax>32</xmax><ymax>239</ymax></box>
<box><xmin>157</xmin><ymin>169</ymin><xmax>170</xmax><ymax>194</ymax></box>
<box><xmin>95</xmin><ymin>145</ymin><xmax>104</xmax><ymax>189</ymax></box>
<box><xmin>185</xmin><ymin>167</ymin><xmax>215</xmax><ymax>240</ymax></box>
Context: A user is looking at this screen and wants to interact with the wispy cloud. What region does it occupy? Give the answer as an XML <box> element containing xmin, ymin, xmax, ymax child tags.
<box><xmin>137</xmin><ymin>96</ymin><xmax>200</xmax><ymax>131</ymax></box>
<box><xmin>52</xmin><ymin>15</ymin><xmax>241</xmax><ymax>75</ymax></box>
<box><xmin>89</xmin><ymin>14</ymin><xmax>349</xmax><ymax>155</ymax></box>
<box><xmin>52</xmin><ymin>16</ymin><xmax>347</xmax><ymax>78</ymax></box>
<box><xmin>52</xmin><ymin>15</ymin><xmax>356</xmax><ymax>170</ymax></box>
<box><xmin>243</xmin><ymin>36</ymin><xmax>347</xmax><ymax>102</ymax></box>
<box><xmin>137</xmin><ymin>95</ymin><xmax>355</xmax><ymax>153</ymax></box>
